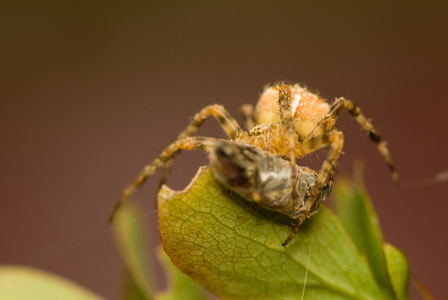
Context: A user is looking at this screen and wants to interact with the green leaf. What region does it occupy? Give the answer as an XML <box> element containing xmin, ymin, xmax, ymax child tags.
<box><xmin>157</xmin><ymin>166</ymin><xmax>394</xmax><ymax>300</ymax></box>
<box><xmin>0</xmin><ymin>266</ymin><xmax>103</xmax><ymax>300</ymax></box>
<box><xmin>155</xmin><ymin>246</ymin><xmax>209</xmax><ymax>300</ymax></box>
<box><xmin>333</xmin><ymin>179</ymin><xmax>401</xmax><ymax>299</ymax></box>
<box><xmin>113</xmin><ymin>199</ymin><xmax>209</xmax><ymax>300</ymax></box>
<box><xmin>113</xmin><ymin>203</ymin><xmax>154</xmax><ymax>300</ymax></box>
<box><xmin>383</xmin><ymin>244</ymin><xmax>410</xmax><ymax>300</ymax></box>
<box><xmin>122</xmin><ymin>271</ymin><xmax>149</xmax><ymax>300</ymax></box>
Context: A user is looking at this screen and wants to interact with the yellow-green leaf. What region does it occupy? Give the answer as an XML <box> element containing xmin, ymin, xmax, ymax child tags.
<box><xmin>384</xmin><ymin>244</ymin><xmax>410</xmax><ymax>300</ymax></box>
<box><xmin>333</xmin><ymin>179</ymin><xmax>398</xmax><ymax>298</ymax></box>
<box><xmin>0</xmin><ymin>266</ymin><xmax>103</xmax><ymax>300</ymax></box>
<box><xmin>155</xmin><ymin>246</ymin><xmax>209</xmax><ymax>300</ymax></box>
<box><xmin>122</xmin><ymin>271</ymin><xmax>150</xmax><ymax>300</ymax></box>
<box><xmin>113</xmin><ymin>203</ymin><xmax>154</xmax><ymax>300</ymax></box>
<box><xmin>158</xmin><ymin>166</ymin><xmax>394</xmax><ymax>300</ymax></box>
<box><xmin>113</xmin><ymin>200</ymin><xmax>209</xmax><ymax>300</ymax></box>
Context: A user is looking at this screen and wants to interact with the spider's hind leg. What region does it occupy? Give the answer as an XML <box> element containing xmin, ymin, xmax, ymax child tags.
<box><xmin>282</xmin><ymin>130</ymin><xmax>343</xmax><ymax>246</ymax></box>
<box><xmin>301</xmin><ymin>130</ymin><xmax>343</xmax><ymax>208</ymax></box>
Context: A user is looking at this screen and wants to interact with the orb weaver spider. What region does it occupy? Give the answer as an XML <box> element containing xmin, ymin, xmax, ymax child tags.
<box><xmin>111</xmin><ymin>83</ymin><xmax>398</xmax><ymax>246</ymax></box>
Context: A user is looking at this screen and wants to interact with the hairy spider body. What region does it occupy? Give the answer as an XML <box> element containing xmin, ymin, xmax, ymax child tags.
<box><xmin>112</xmin><ymin>82</ymin><xmax>398</xmax><ymax>246</ymax></box>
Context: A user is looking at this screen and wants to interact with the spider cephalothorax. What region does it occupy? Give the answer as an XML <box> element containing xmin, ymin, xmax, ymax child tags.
<box><xmin>112</xmin><ymin>82</ymin><xmax>398</xmax><ymax>246</ymax></box>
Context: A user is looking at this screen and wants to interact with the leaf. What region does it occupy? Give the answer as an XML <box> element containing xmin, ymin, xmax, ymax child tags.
<box><xmin>155</xmin><ymin>246</ymin><xmax>210</xmax><ymax>300</ymax></box>
<box><xmin>122</xmin><ymin>271</ymin><xmax>149</xmax><ymax>300</ymax></box>
<box><xmin>113</xmin><ymin>199</ymin><xmax>209</xmax><ymax>300</ymax></box>
<box><xmin>383</xmin><ymin>244</ymin><xmax>410</xmax><ymax>300</ymax></box>
<box><xmin>157</xmin><ymin>166</ymin><xmax>395</xmax><ymax>300</ymax></box>
<box><xmin>113</xmin><ymin>203</ymin><xmax>154</xmax><ymax>300</ymax></box>
<box><xmin>333</xmin><ymin>179</ymin><xmax>398</xmax><ymax>299</ymax></box>
<box><xmin>0</xmin><ymin>266</ymin><xmax>103</xmax><ymax>300</ymax></box>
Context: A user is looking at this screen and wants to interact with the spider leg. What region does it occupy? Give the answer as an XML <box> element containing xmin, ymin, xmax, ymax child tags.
<box><xmin>332</xmin><ymin>97</ymin><xmax>398</xmax><ymax>185</ymax></box>
<box><xmin>110</xmin><ymin>136</ymin><xmax>220</xmax><ymax>222</ymax></box>
<box><xmin>158</xmin><ymin>104</ymin><xmax>244</xmax><ymax>191</ymax></box>
<box><xmin>282</xmin><ymin>131</ymin><xmax>343</xmax><ymax>246</ymax></box>
<box><xmin>177</xmin><ymin>104</ymin><xmax>243</xmax><ymax>140</ymax></box>
<box><xmin>277</xmin><ymin>83</ymin><xmax>299</xmax><ymax>199</ymax></box>
<box><xmin>310</xmin><ymin>98</ymin><xmax>399</xmax><ymax>186</ymax></box>
<box><xmin>239</xmin><ymin>104</ymin><xmax>256</xmax><ymax>130</ymax></box>
<box><xmin>302</xmin><ymin>130</ymin><xmax>343</xmax><ymax>210</ymax></box>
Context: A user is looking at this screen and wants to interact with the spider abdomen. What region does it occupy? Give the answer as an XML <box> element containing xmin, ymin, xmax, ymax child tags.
<box><xmin>255</xmin><ymin>84</ymin><xmax>330</xmax><ymax>140</ymax></box>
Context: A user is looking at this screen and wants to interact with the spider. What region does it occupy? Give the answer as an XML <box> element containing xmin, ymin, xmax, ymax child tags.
<box><xmin>111</xmin><ymin>83</ymin><xmax>398</xmax><ymax>246</ymax></box>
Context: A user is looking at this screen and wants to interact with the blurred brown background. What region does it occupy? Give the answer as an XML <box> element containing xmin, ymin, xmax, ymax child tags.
<box><xmin>1</xmin><ymin>1</ymin><xmax>447</xmax><ymax>299</ymax></box>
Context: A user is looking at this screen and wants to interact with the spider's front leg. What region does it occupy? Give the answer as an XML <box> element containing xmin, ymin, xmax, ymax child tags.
<box><xmin>158</xmin><ymin>104</ymin><xmax>243</xmax><ymax>191</ymax></box>
<box><xmin>110</xmin><ymin>136</ymin><xmax>220</xmax><ymax>222</ymax></box>
<box><xmin>177</xmin><ymin>104</ymin><xmax>243</xmax><ymax>140</ymax></box>
<box><xmin>334</xmin><ymin>98</ymin><xmax>398</xmax><ymax>185</ymax></box>
<box><xmin>282</xmin><ymin>130</ymin><xmax>343</xmax><ymax>246</ymax></box>
<box><xmin>310</xmin><ymin>98</ymin><xmax>399</xmax><ymax>186</ymax></box>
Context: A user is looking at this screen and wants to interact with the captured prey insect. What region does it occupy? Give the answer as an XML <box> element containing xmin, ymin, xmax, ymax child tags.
<box><xmin>111</xmin><ymin>82</ymin><xmax>398</xmax><ymax>246</ymax></box>
<box><xmin>210</xmin><ymin>140</ymin><xmax>332</xmax><ymax>221</ymax></box>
